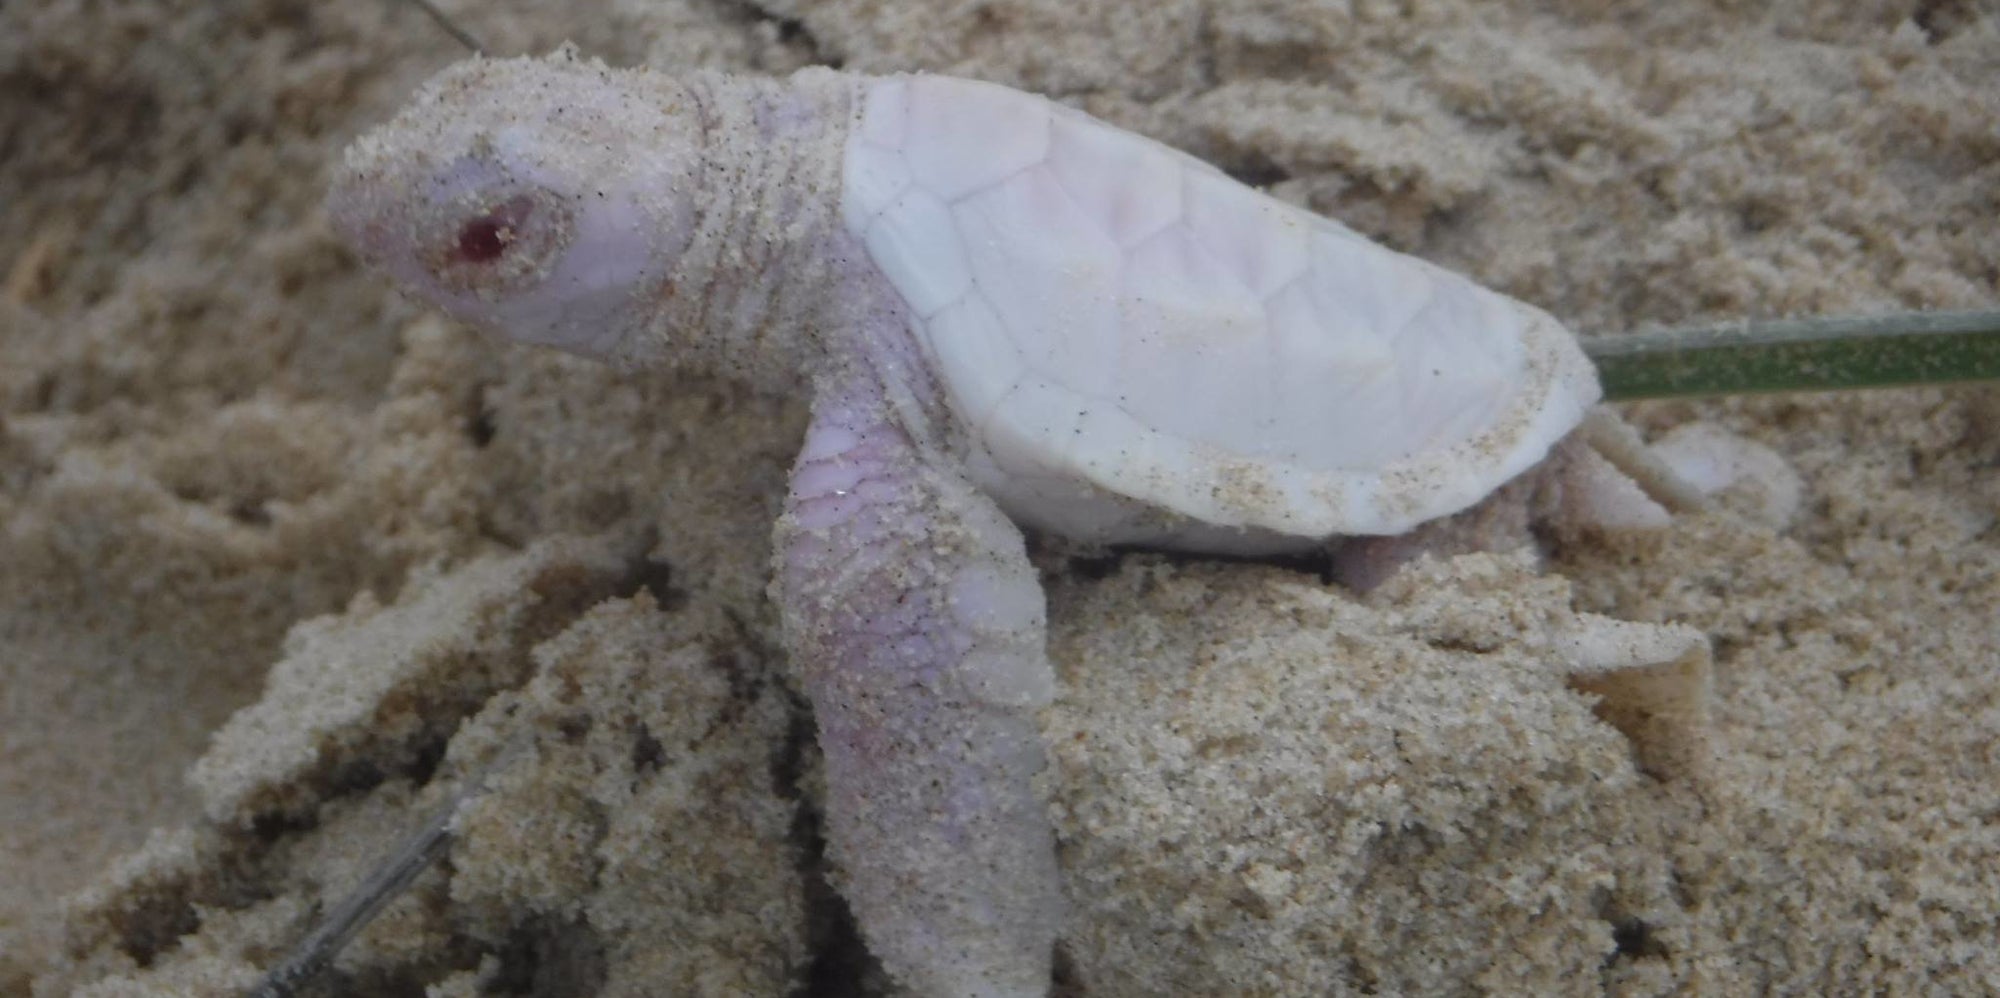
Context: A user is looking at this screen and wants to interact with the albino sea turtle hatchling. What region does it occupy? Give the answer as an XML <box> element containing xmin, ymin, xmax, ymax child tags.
<box><xmin>328</xmin><ymin>50</ymin><xmax>1681</xmax><ymax>998</ymax></box>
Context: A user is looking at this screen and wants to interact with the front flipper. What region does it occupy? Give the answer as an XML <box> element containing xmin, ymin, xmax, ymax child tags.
<box><xmin>775</xmin><ymin>374</ymin><xmax>1061</xmax><ymax>997</ymax></box>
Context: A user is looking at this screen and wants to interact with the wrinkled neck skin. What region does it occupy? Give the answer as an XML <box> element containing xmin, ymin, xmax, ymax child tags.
<box><xmin>641</xmin><ymin>68</ymin><xmax>952</xmax><ymax>458</ymax></box>
<box><xmin>621</xmin><ymin>72</ymin><xmax>861</xmax><ymax>385</ymax></box>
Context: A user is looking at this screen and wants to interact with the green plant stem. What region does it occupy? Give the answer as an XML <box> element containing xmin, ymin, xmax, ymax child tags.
<box><xmin>1585</xmin><ymin>309</ymin><xmax>2000</xmax><ymax>401</ymax></box>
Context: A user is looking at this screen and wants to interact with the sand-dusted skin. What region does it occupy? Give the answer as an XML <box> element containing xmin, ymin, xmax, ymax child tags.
<box><xmin>329</xmin><ymin>50</ymin><xmax>1620</xmax><ymax>997</ymax></box>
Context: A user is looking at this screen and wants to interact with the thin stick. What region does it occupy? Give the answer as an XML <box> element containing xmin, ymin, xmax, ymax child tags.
<box><xmin>399</xmin><ymin>0</ymin><xmax>487</xmax><ymax>55</ymax></box>
<box><xmin>247</xmin><ymin>743</ymin><xmax>522</xmax><ymax>998</ymax></box>
<box><xmin>1586</xmin><ymin>308</ymin><xmax>2000</xmax><ymax>401</ymax></box>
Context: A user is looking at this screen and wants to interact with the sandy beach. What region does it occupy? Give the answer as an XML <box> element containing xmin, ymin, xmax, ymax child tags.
<box><xmin>1</xmin><ymin>1</ymin><xmax>1994</xmax><ymax>994</ymax></box>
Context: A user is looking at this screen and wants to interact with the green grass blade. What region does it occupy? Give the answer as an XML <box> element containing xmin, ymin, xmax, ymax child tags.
<box><xmin>1585</xmin><ymin>308</ymin><xmax>2000</xmax><ymax>401</ymax></box>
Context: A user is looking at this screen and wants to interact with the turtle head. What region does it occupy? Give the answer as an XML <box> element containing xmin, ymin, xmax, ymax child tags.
<box><xmin>328</xmin><ymin>51</ymin><xmax>702</xmax><ymax>362</ymax></box>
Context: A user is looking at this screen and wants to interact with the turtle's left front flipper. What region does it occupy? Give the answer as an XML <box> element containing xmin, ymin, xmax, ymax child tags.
<box><xmin>774</xmin><ymin>366</ymin><xmax>1062</xmax><ymax>998</ymax></box>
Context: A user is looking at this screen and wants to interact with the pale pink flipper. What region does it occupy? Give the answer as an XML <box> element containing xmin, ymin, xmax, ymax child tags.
<box><xmin>775</xmin><ymin>359</ymin><xmax>1061</xmax><ymax>998</ymax></box>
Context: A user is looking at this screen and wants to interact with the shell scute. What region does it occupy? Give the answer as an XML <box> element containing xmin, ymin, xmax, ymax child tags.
<box><xmin>858</xmin><ymin>77</ymin><xmax>908</xmax><ymax>149</ymax></box>
<box><xmin>843</xmin><ymin>141</ymin><xmax>912</xmax><ymax>226</ymax></box>
<box><xmin>1045</xmin><ymin>110</ymin><xmax>1187</xmax><ymax>248</ymax></box>
<box><xmin>986</xmin><ymin>378</ymin><xmax>1087</xmax><ymax>479</ymax></box>
<box><xmin>924</xmin><ymin>295</ymin><xmax>1026</xmax><ymax>431</ymax></box>
<box><xmin>953</xmin><ymin>166</ymin><xmax>1122</xmax><ymax>397</ymax></box>
<box><xmin>903</xmin><ymin>76</ymin><xmax>1051</xmax><ymax>201</ymax></box>
<box><xmin>1116</xmin><ymin>225</ymin><xmax>1278</xmax><ymax>450</ymax></box>
<box><xmin>862</xmin><ymin>187</ymin><xmax>969</xmax><ymax>318</ymax></box>
<box><xmin>1184</xmin><ymin>169</ymin><xmax>1310</xmax><ymax>297</ymax></box>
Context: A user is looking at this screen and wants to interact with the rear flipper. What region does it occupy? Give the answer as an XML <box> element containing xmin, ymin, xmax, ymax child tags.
<box><xmin>775</xmin><ymin>370</ymin><xmax>1061</xmax><ymax>998</ymax></box>
<box><xmin>1332</xmin><ymin>411</ymin><xmax>1801</xmax><ymax>591</ymax></box>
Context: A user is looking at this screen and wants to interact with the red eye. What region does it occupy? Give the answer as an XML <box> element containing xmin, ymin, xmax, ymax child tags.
<box><xmin>457</xmin><ymin>218</ymin><xmax>509</xmax><ymax>261</ymax></box>
<box><xmin>425</xmin><ymin>190</ymin><xmax>570</xmax><ymax>295</ymax></box>
<box><xmin>452</xmin><ymin>196</ymin><xmax>535</xmax><ymax>264</ymax></box>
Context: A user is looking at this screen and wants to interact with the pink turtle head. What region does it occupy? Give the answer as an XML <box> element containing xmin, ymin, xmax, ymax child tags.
<box><xmin>327</xmin><ymin>52</ymin><xmax>702</xmax><ymax>361</ymax></box>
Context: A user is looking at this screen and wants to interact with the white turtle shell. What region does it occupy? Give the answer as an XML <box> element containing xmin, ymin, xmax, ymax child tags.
<box><xmin>842</xmin><ymin>74</ymin><xmax>1600</xmax><ymax>540</ymax></box>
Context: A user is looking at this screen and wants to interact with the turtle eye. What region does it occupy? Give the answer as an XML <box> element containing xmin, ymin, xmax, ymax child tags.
<box><xmin>424</xmin><ymin>188</ymin><xmax>572</xmax><ymax>296</ymax></box>
<box><xmin>452</xmin><ymin>196</ymin><xmax>535</xmax><ymax>265</ymax></box>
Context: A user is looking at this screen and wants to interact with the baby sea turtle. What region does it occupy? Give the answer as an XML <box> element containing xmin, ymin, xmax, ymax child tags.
<box><xmin>328</xmin><ymin>50</ymin><xmax>1664</xmax><ymax>998</ymax></box>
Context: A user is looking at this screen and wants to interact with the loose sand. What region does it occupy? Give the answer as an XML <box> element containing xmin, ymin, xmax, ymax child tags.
<box><xmin>1</xmin><ymin>1</ymin><xmax>1994</xmax><ymax>995</ymax></box>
